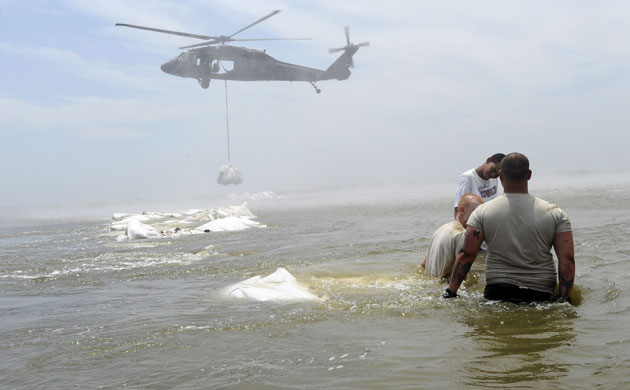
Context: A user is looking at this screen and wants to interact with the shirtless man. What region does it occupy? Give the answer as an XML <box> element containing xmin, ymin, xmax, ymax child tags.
<box><xmin>422</xmin><ymin>194</ymin><xmax>483</xmax><ymax>279</ymax></box>
<box><xmin>443</xmin><ymin>152</ymin><xmax>575</xmax><ymax>303</ymax></box>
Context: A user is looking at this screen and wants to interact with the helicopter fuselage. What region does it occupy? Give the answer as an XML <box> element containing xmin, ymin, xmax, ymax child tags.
<box><xmin>159</xmin><ymin>45</ymin><xmax>355</xmax><ymax>88</ymax></box>
<box><xmin>116</xmin><ymin>12</ymin><xmax>366</xmax><ymax>92</ymax></box>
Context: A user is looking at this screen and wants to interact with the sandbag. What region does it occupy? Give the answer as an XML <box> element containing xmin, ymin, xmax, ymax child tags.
<box><xmin>217</xmin><ymin>162</ymin><xmax>243</xmax><ymax>185</ymax></box>
<box><xmin>125</xmin><ymin>219</ymin><xmax>162</xmax><ymax>240</ymax></box>
<box><xmin>224</xmin><ymin>268</ymin><xmax>321</xmax><ymax>302</ymax></box>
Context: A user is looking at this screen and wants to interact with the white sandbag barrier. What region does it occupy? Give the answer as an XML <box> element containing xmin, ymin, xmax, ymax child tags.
<box><xmin>110</xmin><ymin>203</ymin><xmax>264</xmax><ymax>241</ymax></box>
<box><xmin>217</xmin><ymin>162</ymin><xmax>243</xmax><ymax>185</ymax></box>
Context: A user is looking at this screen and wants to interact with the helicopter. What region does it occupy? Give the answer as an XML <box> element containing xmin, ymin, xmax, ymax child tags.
<box><xmin>116</xmin><ymin>10</ymin><xmax>369</xmax><ymax>93</ymax></box>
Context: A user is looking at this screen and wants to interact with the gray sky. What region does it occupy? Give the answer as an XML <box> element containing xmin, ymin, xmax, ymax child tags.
<box><xmin>1</xmin><ymin>0</ymin><xmax>629</xmax><ymax>215</ymax></box>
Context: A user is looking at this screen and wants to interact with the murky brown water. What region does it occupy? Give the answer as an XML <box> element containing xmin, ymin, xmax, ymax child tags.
<box><xmin>2</xmin><ymin>185</ymin><xmax>629</xmax><ymax>389</ymax></box>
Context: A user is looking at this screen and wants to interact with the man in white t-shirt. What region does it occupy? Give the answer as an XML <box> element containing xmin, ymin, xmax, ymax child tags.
<box><xmin>442</xmin><ymin>152</ymin><xmax>575</xmax><ymax>304</ymax></box>
<box><xmin>422</xmin><ymin>194</ymin><xmax>483</xmax><ymax>279</ymax></box>
<box><xmin>454</xmin><ymin>153</ymin><xmax>505</xmax><ymax>218</ymax></box>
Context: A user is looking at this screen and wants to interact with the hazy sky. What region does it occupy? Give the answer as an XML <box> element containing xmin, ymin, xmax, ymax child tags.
<box><xmin>1</xmin><ymin>0</ymin><xmax>629</xmax><ymax>212</ymax></box>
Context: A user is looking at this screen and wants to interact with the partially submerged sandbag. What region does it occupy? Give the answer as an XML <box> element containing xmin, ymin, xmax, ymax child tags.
<box><xmin>217</xmin><ymin>163</ymin><xmax>243</xmax><ymax>185</ymax></box>
<box><xmin>110</xmin><ymin>203</ymin><xmax>265</xmax><ymax>241</ymax></box>
<box><xmin>196</xmin><ymin>215</ymin><xmax>261</xmax><ymax>233</ymax></box>
<box><xmin>125</xmin><ymin>219</ymin><xmax>162</xmax><ymax>240</ymax></box>
<box><xmin>224</xmin><ymin>268</ymin><xmax>320</xmax><ymax>302</ymax></box>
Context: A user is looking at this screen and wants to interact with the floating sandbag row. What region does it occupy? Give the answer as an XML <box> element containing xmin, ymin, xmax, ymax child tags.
<box><xmin>110</xmin><ymin>203</ymin><xmax>263</xmax><ymax>241</ymax></box>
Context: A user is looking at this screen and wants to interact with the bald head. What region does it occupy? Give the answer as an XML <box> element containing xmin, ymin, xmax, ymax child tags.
<box><xmin>456</xmin><ymin>193</ymin><xmax>483</xmax><ymax>227</ymax></box>
<box><xmin>458</xmin><ymin>193</ymin><xmax>483</xmax><ymax>209</ymax></box>
<box><xmin>501</xmin><ymin>152</ymin><xmax>530</xmax><ymax>181</ymax></box>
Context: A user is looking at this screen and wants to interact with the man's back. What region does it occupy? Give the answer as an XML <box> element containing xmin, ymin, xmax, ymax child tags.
<box><xmin>467</xmin><ymin>193</ymin><xmax>572</xmax><ymax>293</ymax></box>
<box><xmin>424</xmin><ymin>221</ymin><xmax>465</xmax><ymax>279</ymax></box>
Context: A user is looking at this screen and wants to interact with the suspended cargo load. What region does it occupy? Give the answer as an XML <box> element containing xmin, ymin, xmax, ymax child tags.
<box><xmin>217</xmin><ymin>162</ymin><xmax>243</xmax><ymax>185</ymax></box>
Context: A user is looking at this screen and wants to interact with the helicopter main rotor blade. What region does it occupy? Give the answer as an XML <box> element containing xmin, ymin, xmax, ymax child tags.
<box><xmin>344</xmin><ymin>26</ymin><xmax>350</xmax><ymax>45</ymax></box>
<box><xmin>179</xmin><ymin>40</ymin><xmax>220</xmax><ymax>49</ymax></box>
<box><xmin>228</xmin><ymin>10</ymin><xmax>281</xmax><ymax>39</ymax></box>
<box><xmin>355</xmin><ymin>41</ymin><xmax>370</xmax><ymax>47</ymax></box>
<box><xmin>230</xmin><ymin>37</ymin><xmax>312</xmax><ymax>42</ymax></box>
<box><xmin>179</xmin><ymin>37</ymin><xmax>311</xmax><ymax>50</ymax></box>
<box><xmin>115</xmin><ymin>23</ymin><xmax>215</xmax><ymax>41</ymax></box>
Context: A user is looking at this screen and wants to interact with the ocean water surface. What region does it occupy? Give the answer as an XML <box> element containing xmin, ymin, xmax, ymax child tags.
<box><xmin>1</xmin><ymin>183</ymin><xmax>630</xmax><ymax>389</ymax></box>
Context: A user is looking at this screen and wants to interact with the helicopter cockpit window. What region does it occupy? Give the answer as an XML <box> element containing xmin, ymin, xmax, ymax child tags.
<box><xmin>176</xmin><ymin>53</ymin><xmax>191</xmax><ymax>62</ymax></box>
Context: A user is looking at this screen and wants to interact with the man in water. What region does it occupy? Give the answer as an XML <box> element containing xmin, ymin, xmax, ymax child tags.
<box><xmin>443</xmin><ymin>152</ymin><xmax>575</xmax><ymax>303</ymax></box>
<box><xmin>422</xmin><ymin>194</ymin><xmax>483</xmax><ymax>279</ymax></box>
<box><xmin>454</xmin><ymin>153</ymin><xmax>505</xmax><ymax>218</ymax></box>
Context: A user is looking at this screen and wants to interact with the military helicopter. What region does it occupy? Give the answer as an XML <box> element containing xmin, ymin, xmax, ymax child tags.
<box><xmin>116</xmin><ymin>10</ymin><xmax>369</xmax><ymax>93</ymax></box>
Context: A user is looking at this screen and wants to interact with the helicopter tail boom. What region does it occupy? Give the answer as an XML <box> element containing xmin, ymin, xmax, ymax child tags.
<box><xmin>323</xmin><ymin>27</ymin><xmax>368</xmax><ymax>81</ymax></box>
<box><xmin>323</xmin><ymin>46</ymin><xmax>358</xmax><ymax>80</ymax></box>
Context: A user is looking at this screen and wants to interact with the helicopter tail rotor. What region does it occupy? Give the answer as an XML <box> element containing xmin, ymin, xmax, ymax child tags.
<box><xmin>328</xmin><ymin>26</ymin><xmax>369</xmax><ymax>54</ymax></box>
<box><xmin>324</xmin><ymin>27</ymin><xmax>368</xmax><ymax>79</ymax></box>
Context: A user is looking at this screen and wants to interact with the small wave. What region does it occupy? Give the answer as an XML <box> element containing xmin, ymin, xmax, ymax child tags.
<box><xmin>2</xmin><ymin>268</ymin><xmax>80</xmax><ymax>280</ymax></box>
<box><xmin>1</xmin><ymin>245</ymin><xmax>220</xmax><ymax>280</ymax></box>
<box><xmin>180</xmin><ymin>325</ymin><xmax>211</xmax><ymax>331</ymax></box>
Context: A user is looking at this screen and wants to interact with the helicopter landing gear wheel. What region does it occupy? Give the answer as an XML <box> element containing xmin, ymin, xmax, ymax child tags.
<box><xmin>310</xmin><ymin>82</ymin><xmax>321</xmax><ymax>94</ymax></box>
<box><xmin>200</xmin><ymin>78</ymin><xmax>210</xmax><ymax>89</ymax></box>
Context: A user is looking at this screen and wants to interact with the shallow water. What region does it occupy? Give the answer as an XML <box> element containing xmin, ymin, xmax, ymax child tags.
<box><xmin>2</xmin><ymin>184</ymin><xmax>630</xmax><ymax>389</ymax></box>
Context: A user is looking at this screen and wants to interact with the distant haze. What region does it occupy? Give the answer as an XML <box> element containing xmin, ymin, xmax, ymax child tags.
<box><xmin>1</xmin><ymin>1</ymin><xmax>629</xmax><ymax>214</ymax></box>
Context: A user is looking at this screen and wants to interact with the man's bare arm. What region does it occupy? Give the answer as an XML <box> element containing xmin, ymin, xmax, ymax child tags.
<box><xmin>446</xmin><ymin>226</ymin><xmax>484</xmax><ymax>294</ymax></box>
<box><xmin>553</xmin><ymin>231</ymin><xmax>575</xmax><ymax>299</ymax></box>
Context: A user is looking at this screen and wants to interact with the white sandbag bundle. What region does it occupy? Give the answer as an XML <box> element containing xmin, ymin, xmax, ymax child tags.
<box><xmin>124</xmin><ymin>219</ymin><xmax>162</xmax><ymax>240</ymax></box>
<box><xmin>217</xmin><ymin>162</ymin><xmax>243</xmax><ymax>185</ymax></box>
<box><xmin>224</xmin><ymin>268</ymin><xmax>321</xmax><ymax>302</ymax></box>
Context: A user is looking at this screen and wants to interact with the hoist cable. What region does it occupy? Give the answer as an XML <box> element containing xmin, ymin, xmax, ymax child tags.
<box><xmin>224</xmin><ymin>79</ymin><xmax>231</xmax><ymax>162</ymax></box>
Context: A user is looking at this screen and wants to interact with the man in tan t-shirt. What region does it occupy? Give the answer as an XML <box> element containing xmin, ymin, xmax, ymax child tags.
<box><xmin>422</xmin><ymin>194</ymin><xmax>483</xmax><ymax>279</ymax></box>
<box><xmin>442</xmin><ymin>152</ymin><xmax>575</xmax><ymax>303</ymax></box>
